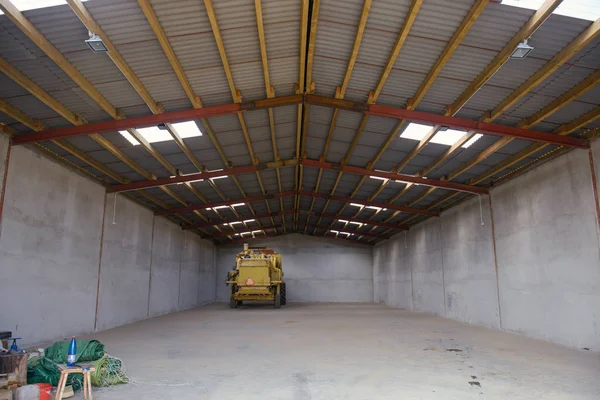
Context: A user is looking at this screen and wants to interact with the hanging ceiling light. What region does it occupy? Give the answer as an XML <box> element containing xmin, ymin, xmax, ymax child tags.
<box><xmin>510</xmin><ymin>39</ymin><xmax>534</xmax><ymax>59</ymax></box>
<box><xmin>85</xmin><ymin>31</ymin><xmax>108</xmax><ymax>53</ymax></box>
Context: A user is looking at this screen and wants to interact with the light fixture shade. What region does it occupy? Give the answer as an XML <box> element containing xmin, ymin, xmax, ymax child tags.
<box><xmin>85</xmin><ymin>33</ymin><xmax>108</xmax><ymax>53</ymax></box>
<box><xmin>511</xmin><ymin>39</ymin><xmax>534</xmax><ymax>59</ymax></box>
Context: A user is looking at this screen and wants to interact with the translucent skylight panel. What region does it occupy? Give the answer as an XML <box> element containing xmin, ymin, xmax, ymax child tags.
<box><xmin>119</xmin><ymin>121</ymin><xmax>201</xmax><ymax>146</ymax></box>
<box><xmin>400</xmin><ymin>123</ymin><xmax>483</xmax><ymax>149</ymax></box>
<box><xmin>400</xmin><ymin>123</ymin><xmax>434</xmax><ymax>141</ymax></box>
<box><xmin>501</xmin><ymin>0</ymin><xmax>599</xmax><ymax>21</ymax></box>
<box><xmin>431</xmin><ymin>129</ymin><xmax>466</xmax><ymax>146</ymax></box>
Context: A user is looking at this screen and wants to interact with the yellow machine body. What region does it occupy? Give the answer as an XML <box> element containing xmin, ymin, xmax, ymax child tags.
<box><xmin>225</xmin><ymin>244</ymin><xmax>286</xmax><ymax>308</ymax></box>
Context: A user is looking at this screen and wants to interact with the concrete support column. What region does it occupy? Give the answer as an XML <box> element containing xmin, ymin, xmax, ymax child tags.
<box><xmin>0</xmin><ymin>134</ymin><xmax>11</xmax><ymax>236</ymax></box>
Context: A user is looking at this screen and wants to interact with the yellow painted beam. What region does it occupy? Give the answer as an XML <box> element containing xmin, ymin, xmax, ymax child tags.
<box><xmin>0</xmin><ymin>98</ymin><xmax>44</xmax><ymax>131</ymax></box>
<box><xmin>255</xmin><ymin>0</ymin><xmax>284</xmax><ymax>230</ymax></box>
<box><xmin>0</xmin><ymin>0</ymin><xmax>118</xmax><ymax>118</ymax></box>
<box><xmin>204</xmin><ymin>0</ymin><xmax>276</xmax><ymax>232</ymax></box>
<box><xmin>320</xmin><ymin>0</ymin><xmax>423</xmax><ymax>229</ymax></box>
<box><xmin>0</xmin><ymin>98</ymin><xmax>126</xmax><ymax>183</ymax></box>
<box><xmin>66</xmin><ymin>0</ymin><xmax>163</xmax><ymax>114</ymax></box>
<box><xmin>204</xmin><ymin>0</ymin><xmax>240</xmax><ymax>103</ymax></box>
<box><xmin>337</xmin><ymin>0</ymin><xmax>371</xmax><ymax>99</ymax></box>
<box><xmin>255</xmin><ymin>0</ymin><xmax>273</xmax><ymax>99</ymax></box>
<box><xmin>410</xmin><ymin>0</ymin><xmax>489</xmax><ymax>109</ymax></box>
<box><xmin>448</xmin><ymin>0</ymin><xmax>564</xmax><ymax>116</ymax></box>
<box><xmin>520</xmin><ymin>70</ymin><xmax>600</xmax><ymax>129</ymax></box>
<box><xmin>0</xmin><ymin>5</ymin><xmax>214</xmax><ymax>226</ymax></box>
<box><xmin>294</xmin><ymin>0</ymin><xmax>310</xmax><ymax>227</ymax></box>
<box><xmin>138</xmin><ymin>0</ymin><xmax>245</xmax><ymax>212</ymax></box>
<box><xmin>137</xmin><ymin>0</ymin><xmax>202</xmax><ymax>108</ymax></box>
<box><xmin>448</xmin><ymin>19</ymin><xmax>600</xmax><ymax>181</ymax></box>
<box><xmin>65</xmin><ymin>0</ymin><xmax>231</xmax><ymax>227</ymax></box>
<box><xmin>305</xmin><ymin>0</ymin><xmax>320</xmax><ymax>93</ymax></box>
<box><xmin>0</xmin><ymin>57</ymin><xmax>155</xmax><ymax>180</ymax></box>
<box><xmin>368</xmin><ymin>0</ymin><xmax>423</xmax><ymax>103</ymax></box>
<box><xmin>488</xmin><ymin>18</ymin><xmax>600</xmax><ymax>121</ymax></box>
<box><xmin>375</xmin><ymin>0</ymin><xmax>566</xmax><ymax>219</ymax></box>
<box><xmin>471</xmin><ymin>106</ymin><xmax>600</xmax><ymax>185</ymax></box>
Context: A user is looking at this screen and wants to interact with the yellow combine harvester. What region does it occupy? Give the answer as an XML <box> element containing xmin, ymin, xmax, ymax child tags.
<box><xmin>225</xmin><ymin>243</ymin><xmax>287</xmax><ymax>308</ymax></box>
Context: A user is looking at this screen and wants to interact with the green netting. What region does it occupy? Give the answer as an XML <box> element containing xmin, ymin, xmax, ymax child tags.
<box><xmin>90</xmin><ymin>355</ymin><xmax>129</xmax><ymax>386</ymax></box>
<box><xmin>27</xmin><ymin>357</ymin><xmax>83</xmax><ymax>391</ymax></box>
<box><xmin>27</xmin><ymin>340</ymin><xmax>128</xmax><ymax>390</ymax></box>
<box><xmin>44</xmin><ymin>340</ymin><xmax>105</xmax><ymax>363</ymax></box>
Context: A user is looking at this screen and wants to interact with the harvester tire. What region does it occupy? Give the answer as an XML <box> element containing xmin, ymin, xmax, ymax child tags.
<box><xmin>230</xmin><ymin>285</ymin><xmax>238</xmax><ymax>308</ymax></box>
<box><xmin>274</xmin><ymin>293</ymin><xmax>281</xmax><ymax>309</ymax></box>
<box><xmin>280</xmin><ymin>283</ymin><xmax>287</xmax><ymax>305</ymax></box>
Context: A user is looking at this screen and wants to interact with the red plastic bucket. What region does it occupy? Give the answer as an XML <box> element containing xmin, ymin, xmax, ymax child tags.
<box><xmin>37</xmin><ymin>383</ymin><xmax>52</xmax><ymax>400</ymax></box>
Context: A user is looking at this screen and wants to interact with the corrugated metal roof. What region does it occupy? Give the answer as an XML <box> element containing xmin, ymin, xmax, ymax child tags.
<box><xmin>263</xmin><ymin>0</ymin><xmax>300</xmax><ymax>96</ymax></box>
<box><xmin>86</xmin><ymin>0</ymin><xmax>157</xmax><ymax>44</ymax></box>
<box><xmin>461</xmin><ymin>2</ymin><xmax>533</xmax><ymax>51</ymax></box>
<box><xmin>1</xmin><ymin>0</ymin><xmax>598</xmax><ymax>243</ymax></box>
<box><xmin>149</xmin><ymin>0</ymin><xmax>232</xmax><ymax>105</ymax></box>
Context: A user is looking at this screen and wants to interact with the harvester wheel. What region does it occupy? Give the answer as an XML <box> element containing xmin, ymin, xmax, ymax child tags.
<box><xmin>230</xmin><ymin>285</ymin><xmax>238</xmax><ymax>308</ymax></box>
<box><xmin>274</xmin><ymin>293</ymin><xmax>281</xmax><ymax>309</ymax></box>
<box><xmin>280</xmin><ymin>283</ymin><xmax>287</xmax><ymax>305</ymax></box>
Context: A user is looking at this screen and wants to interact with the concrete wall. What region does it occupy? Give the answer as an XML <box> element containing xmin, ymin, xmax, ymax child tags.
<box><xmin>216</xmin><ymin>233</ymin><xmax>373</xmax><ymax>303</ymax></box>
<box><xmin>149</xmin><ymin>216</ymin><xmax>184</xmax><ymax>317</ymax></box>
<box><xmin>493</xmin><ymin>146</ymin><xmax>600</xmax><ymax>349</ymax></box>
<box><xmin>0</xmin><ymin>146</ymin><xmax>216</xmax><ymax>345</ymax></box>
<box><xmin>374</xmin><ymin>146</ymin><xmax>600</xmax><ymax>351</ymax></box>
<box><xmin>95</xmin><ymin>193</ymin><xmax>155</xmax><ymax>331</ymax></box>
<box><xmin>0</xmin><ymin>146</ymin><xmax>105</xmax><ymax>344</ymax></box>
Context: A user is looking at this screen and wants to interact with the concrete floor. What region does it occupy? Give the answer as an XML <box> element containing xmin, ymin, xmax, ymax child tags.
<box><xmin>76</xmin><ymin>303</ymin><xmax>599</xmax><ymax>399</ymax></box>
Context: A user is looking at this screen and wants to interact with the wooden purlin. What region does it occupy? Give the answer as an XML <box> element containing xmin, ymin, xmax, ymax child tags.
<box><xmin>307</xmin><ymin>0</ymin><xmax>372</xmax><ymax>233</ymax></box>
<box><xmin>255</xmin><ymin>0</ymin><xmax>287</xmax><ymax>232</ymax></box>
<box><xmin>204</xmin><ymin>0</ymin><xmax>279</xmax><ymax>236</ymax></box>
<box><xmin>67</xmin><ymin>0</ymin><xmax>235</xmax><ymax>238</ymax></box>
<box><xmin>369</xmin><ymin>106</ymin><xmax>600</xmax><ymax>242</ymax></box>
<box><xmin>380</xmin><ymin>16</ymin><xmax>600</xmax><ymax>230</ymax></box>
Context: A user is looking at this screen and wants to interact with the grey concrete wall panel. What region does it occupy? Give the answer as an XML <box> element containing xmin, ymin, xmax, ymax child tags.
<box><xmin>217</xmin><ymin>234</ymin><xmax>373</xmax><ymax>303</ymax></box>
<box><xmin>216</xmin><ymin>245</ymin><xmax>236</xmax><ymax>302</ymax></box>
<box><xmin>0</xmin><ymin>147</ymin><xmax>104</xmax><ymax>345</ymax></box>
<box><xmin>96</xmin><ymin>194</ymin><xmax>153</xmax><ymax>331</ymax></box>
<box><xmin>409</xmin><ymin>218</ymin><xmax>445</xmax><ymax>316</ymax></box>
<box><xmin>149</xmin><ymin>216</ymin><xmax>183</xmax><ymax>317</ymax></box>
<box><xmin>198</xmin><ymin>239</ymin><xmax>216</xmax><ymax>305</ymax></box>
<box><xmin>374</xmin><ymin>237</ymin><xmax>413</xmax><ymax>309</ymax></box>
<box><xmin>179</xmin><ymin>232</ymin><xmax>202</xmax><ymax>309</ymax></box>
<box><xmin>440</xmin><ymin>195</ymin><xmax>500</xmax><ymax>328</ymax></box>
<box><xmin>492</xmin><ymin>148</ymin><xmax>600</xmax><ymax>349</ymax></box>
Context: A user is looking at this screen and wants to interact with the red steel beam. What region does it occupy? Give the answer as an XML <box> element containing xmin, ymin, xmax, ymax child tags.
<box><xmin>298</xmin><ymin>190</ymin><xmax>438</xmax><ymax>216</ymax></box>
<box><xmin>301</xmin><ymin>158</ymin><xmax>487</xmax><ymax>194</ymax></box>
<box><xmin>214</xmin><ymin>221</ymin><xmax>387</xmax><ymax>240</ymax></box>
<box><xmin>296</xmin><ymin>222</ymin><xmax>387</xmax><ymax>239</ymax></box>
<box><xmin>322</xmin><ymin>213</ymin><xmax>408</xmax><ymax>231</ymax></box>
<box><xmin>182</xmin><ymin>209</ymin><xmax>408</xmax><ymax>231</ymax></box>
<box><xmin>156</xmin><ymin>191</ymin><xmax>296</xmax><ymax>216</ymax></box>
<box><xmin>157</xmin><ymin>189</ymin><xmax>433</xmax><ymax>219</ymax></box>
<box><xmin>225</xmin><ymin>229</ymin><xmax>374</xmax><ymax>245</ymax></box>
<box><xmin>11</xmin><ymin>95</ymin><xmax>303</xmax><ymax>144</ymax></box>
<box><xmin>306</xmin><ymin>95</ymin><xmax>589</xmax><ymax>149</ymax></box>
<box><xmin>110</xmin><ymin>165</ymin><xmax>257</xmax><ymax>192</ymax></box>
<box><xmin>109</xmin><ymin>157</ymin><xmax>484</xmax><ymax>194</ymax></box>
<box><xmin>107</xmin><ymin>159</ymin><xmax>297</xmax><ymax>193</ymax></box>
<box><xmin>12</xmin><ymin>94</ymin><xmax>587</xmax><ymax>149</ymax></box>
<box><xmin>183</xmin><ymin>210</ymin><xmax>296</xmax><ymax>230</ymax></box>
